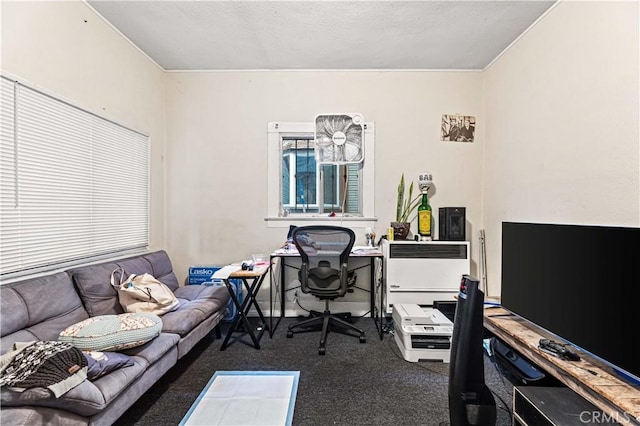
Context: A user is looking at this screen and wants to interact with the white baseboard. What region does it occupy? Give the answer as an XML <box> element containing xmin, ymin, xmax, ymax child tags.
<box><xmin>246</xmin><ymin>300</ymin><xmax>372</xmax><ymax>318</ymax></box>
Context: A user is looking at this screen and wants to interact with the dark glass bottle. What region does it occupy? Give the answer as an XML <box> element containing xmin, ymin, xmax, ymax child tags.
<box><xmin>417</xmin><ymin>193</ymin><xmax>432</xmax><ymax>238</ymax></box>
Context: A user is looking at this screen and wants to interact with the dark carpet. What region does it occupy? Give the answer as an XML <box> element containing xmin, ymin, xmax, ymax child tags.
<box><xmin>114</xmin><ymin>317</ymin><xmax>513</xmax><ymax>426</ymax></box>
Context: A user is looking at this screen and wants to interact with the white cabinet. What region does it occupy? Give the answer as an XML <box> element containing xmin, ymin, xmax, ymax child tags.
<box><xmin>382</xmin><ymin>240</ymin><xmax>470</xmax><ymax>314</ymax></box>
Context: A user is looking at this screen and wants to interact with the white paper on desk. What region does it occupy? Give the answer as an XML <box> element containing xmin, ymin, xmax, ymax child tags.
<box><xmin>212</xmin><ymin>265</ymin><xmax>241</xmax><ymax>279</ymax></box>
<box><xmin>351</xmin><ymin>246</ymin><xmax>381</xmax><ymax>254</ymax></box>
<box><xmin>273</xmin><ymin>247</ymin><xmax>299</xmax><ymax>255</ymax></box>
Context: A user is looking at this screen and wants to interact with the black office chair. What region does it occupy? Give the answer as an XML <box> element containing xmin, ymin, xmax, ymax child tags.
<box><xmin>286</xmin><ymin>225</ymin><xmax>366</xmax><ymax>355</ymax></box>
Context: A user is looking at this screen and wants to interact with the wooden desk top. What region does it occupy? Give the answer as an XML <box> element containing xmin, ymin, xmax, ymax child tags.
<box><xmin>485</xmin><ymin>308</ymin><xmax>640</xmax><ymax>424</ymax></box>
<box><xmin>228</xmin><ymin>264</ymin><xmax>270</xmax><ymax>279</ymax></box>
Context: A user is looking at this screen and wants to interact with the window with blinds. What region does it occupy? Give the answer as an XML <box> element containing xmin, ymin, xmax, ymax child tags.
<box><xmin>0</xmin><ymin>76</ymin><xmax>149</xmax><ymax>279</ymax></box>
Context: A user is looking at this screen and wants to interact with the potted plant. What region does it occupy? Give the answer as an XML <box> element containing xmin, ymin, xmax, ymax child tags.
<box><xmin>391</xmin><ymin>174</ymin><xmax>420</xmax><ymax>240</ymax></box>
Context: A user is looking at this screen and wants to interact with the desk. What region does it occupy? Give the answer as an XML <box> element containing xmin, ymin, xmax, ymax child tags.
<box><xmin>220</xmin><ymin>265</ymin><xmax>270</xmax><ymax>350</ymax></box>
<box><xmin>485</xmin><ymin>308</ymin><xmax>640</xmax><ymax>424</ymax></box>
<box><xmin>269</xmin><ymin>247</ymin><xmax>384</xmax><ymax>340</ymax></box>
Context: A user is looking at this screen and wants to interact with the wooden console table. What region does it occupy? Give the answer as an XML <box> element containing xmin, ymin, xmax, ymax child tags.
<box><xmin>484</xmin><ymin>308</ymin><xmax>640</xmax><ymax>425</ymax></box>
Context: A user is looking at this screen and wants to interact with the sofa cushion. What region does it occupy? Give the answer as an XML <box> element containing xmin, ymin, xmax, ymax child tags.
<box><xmin>0</xmin><ymin>406</ymin><xmax>89</xmax><ymax>425</ymax></box>
<box><xmin>69</xmin><ymin>250</ymin><xmax>180</xmax><ymax>316</ymax></box>
<box><xmin>116</xmin><ymin>257</ymin><xmax>154</xmax><ymax>278</ymax></box>
<box><xmin>0</xmin><ymin>357</ymin><xmax>146</xmax><ymax>416</ymax></box>
<box><xmin>84</xmin><ymin>351</ymin><xmax>134</xmax><ymax>381</ymax></box>
<box><xmin>121</xmin><ymin>332</ymin><xmax>180</xmax><ymax>366</ymax></box>
<box><xmin>59</xmin><ymin>313</ymin><xmax>162</xmax><ymax>351</ymax></box>
<box><xmin>143</xmin><ymin>250</ymin><xmax>180</xmax><ymax>291</ymax></box>
<box><xmin>1</xmin><ymin>272</ymin><xmax>89</xmax><ymax>354</ymax></box>
<box><xmin>69</xmin><ymin>261</ymin><xmax>124</xmax><ymax>317</ymax></box>
<box><xmin>2</xmin><ymin>334</ymin><xmax>180</xmax><ymax>417</ymax></box>
<box><xmin>160</xmin><ymin>284</ymin><xmax>230</xmax><ymax>336</ymax></box>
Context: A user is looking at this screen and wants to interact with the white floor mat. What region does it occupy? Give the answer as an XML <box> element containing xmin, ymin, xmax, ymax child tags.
<box><xmin>180</xmin><ymin>371</ymin><xmax>300</xmax><ymax>426</ymax></box>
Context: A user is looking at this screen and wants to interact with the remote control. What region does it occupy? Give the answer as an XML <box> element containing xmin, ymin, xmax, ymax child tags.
<box><xmin>539</xmin><ymin>339</ymin><xmax>581</xmax><ymax>361</ymax></box>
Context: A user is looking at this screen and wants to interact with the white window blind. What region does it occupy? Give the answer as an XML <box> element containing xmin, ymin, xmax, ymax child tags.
<box><xmin>0</xmin><ymin>77</ymin><xmax>149</xmax><ymax>279</ymax></box>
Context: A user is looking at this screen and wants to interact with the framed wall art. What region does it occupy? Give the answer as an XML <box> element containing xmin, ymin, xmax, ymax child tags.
<box><xmin>441</xmin><ymin>114</ymin><xmax>476</xmax><ymax>142</ymax></box>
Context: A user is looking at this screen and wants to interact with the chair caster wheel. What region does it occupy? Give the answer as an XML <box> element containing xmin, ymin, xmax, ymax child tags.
<box><xmin>287</xmin><ymin>331</ymin><xmax>293</xmax><ymax>338</ymax></box>
<box><xmin>359</xmin><ymin>336</ymin><xmax>366</xmax><ymax>343</ymax></box>
<box><xmin>318</xmin><ymin>348</ymin><xmax>326</xmax><ymax>355</ymax></box>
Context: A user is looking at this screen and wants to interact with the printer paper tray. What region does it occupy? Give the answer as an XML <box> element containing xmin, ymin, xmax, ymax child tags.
<box><xmin>389</xmin><ymin>288</ymin><xmax>459</xmax><ymax>292</ymax></box>
<box><xmin>387</xmin><ymin>291</ymin><xmax>458</xmax><ymax>313</ymax></box>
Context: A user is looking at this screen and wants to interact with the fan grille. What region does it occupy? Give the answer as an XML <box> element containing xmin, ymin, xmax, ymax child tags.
<box><xmin>315</xmin><ymin>114</ymin><xmax>364</xmax><ymax>164</ymax></box>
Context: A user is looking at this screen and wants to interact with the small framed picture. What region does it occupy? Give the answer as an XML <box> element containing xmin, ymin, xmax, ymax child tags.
<box><xmin>441</xmin><ymin>114</ymin><xmax>476</xmax><ymax>142</ymax></box>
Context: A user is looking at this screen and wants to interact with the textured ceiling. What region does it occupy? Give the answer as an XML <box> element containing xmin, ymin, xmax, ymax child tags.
<box><xmin>87</xmin><ymin>1</ymin><xmax>556</xmax><ymax>71</ymax></box>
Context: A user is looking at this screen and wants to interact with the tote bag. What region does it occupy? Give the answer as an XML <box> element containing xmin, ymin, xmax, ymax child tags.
<box><xmin>110</xmin><ymin>267</ymin><xmax>179</xmax><ymax>316</ymax></box>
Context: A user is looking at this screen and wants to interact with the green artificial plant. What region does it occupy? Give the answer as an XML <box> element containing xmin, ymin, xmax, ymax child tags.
<box><xmin>395</xmin><ymin>174</ymin><xmax>421</xmax><ymax>223</ymax></box>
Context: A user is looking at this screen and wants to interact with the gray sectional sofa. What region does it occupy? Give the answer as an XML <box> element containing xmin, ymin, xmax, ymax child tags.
<box><xmin>0</xmin><ymin>250</ymin><xmax>230</xmax><ymax>425</ymax></box>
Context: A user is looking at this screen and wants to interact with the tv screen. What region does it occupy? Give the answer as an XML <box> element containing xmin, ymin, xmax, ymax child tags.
<box><xmin>501</xmin><ymin>222</ymin><xmax>640</xmax><ymax>382</ymax></box>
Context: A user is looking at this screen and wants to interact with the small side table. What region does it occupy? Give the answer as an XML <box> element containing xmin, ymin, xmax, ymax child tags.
<box><xmin>220</xmin><ymin>264</ymin><xmax>270</xmax><ymax>350</ymax></box>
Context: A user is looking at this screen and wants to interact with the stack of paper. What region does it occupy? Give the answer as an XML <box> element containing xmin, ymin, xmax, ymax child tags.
<box><xmin>212</xmin><ymin>265</ymin><xmax>241</xmax><ymax>279</ymax></box>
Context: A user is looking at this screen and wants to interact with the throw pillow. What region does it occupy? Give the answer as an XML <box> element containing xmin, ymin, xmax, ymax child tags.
<box><xmin>59</xmin><ymin>313</ymin><xmax>162</xmax><ymax>352</ymax></box>
<box><xmin>83</xmin><ymin>351</ymin><xmax>134</xmax><ymax>380</ymax></box>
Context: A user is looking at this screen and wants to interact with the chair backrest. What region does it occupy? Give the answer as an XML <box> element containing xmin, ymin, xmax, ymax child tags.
<box><xmin>292</xmin><ymin>225</ymin><xmax>355</xmax><ymax>299</ymax></box>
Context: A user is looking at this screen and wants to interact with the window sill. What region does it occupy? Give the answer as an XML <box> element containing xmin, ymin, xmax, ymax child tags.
<box><xmin>265</xmin><ymin>216</ymin><xmax>378</xmax><ymax>228</ymax></box>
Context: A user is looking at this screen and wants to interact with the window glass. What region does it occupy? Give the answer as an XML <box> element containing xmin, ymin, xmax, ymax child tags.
<box><xmin>281</xmin><ymin>136</ymin><xmax>360</xmax><ymax>215</ymax></box>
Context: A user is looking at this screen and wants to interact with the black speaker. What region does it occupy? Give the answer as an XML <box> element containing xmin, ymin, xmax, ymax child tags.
<box><xmin>439</xmin><ymin>207</ymin><xmax>466</xmax><ymax>241</ymax></box>
<box><xmin>490</xmin><ymin>338</ymin><xmax>548</xmax><ymax>385</ymax></box>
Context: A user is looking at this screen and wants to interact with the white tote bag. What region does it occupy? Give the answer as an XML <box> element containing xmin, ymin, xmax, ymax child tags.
<box><xmin>110</xmin><ymin>267</ymin><xmax>179</xmax><ymax>316</ymax></box>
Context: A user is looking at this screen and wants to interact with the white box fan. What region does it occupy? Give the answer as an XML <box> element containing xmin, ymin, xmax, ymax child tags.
<box><xmin>314</xmin><ymin>113</ymin><xmax>364</xmax><ymax>164</ymax></box>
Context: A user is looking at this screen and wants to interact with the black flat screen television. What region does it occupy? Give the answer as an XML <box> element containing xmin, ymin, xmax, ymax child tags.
<box><xmin>501</xmin><ymin>222</ymin><xmax>640</xmax><ymax>383</ymax></box>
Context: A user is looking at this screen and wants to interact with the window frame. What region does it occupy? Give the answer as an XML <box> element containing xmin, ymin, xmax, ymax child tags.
<box><xmin>266</xmin><ymin>121</ymin><xmax>376</xmax><ymax>228</ymax></box>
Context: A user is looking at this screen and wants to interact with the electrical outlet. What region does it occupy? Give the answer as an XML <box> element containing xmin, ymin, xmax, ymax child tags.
<box><xmin>285</xmin><ymin>282</ymin><xmax>300</xmax><ymax>302</ymax></box>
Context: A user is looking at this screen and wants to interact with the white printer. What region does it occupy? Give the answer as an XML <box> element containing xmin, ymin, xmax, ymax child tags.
<box><xmin>392</xmin><ymin>303</ymin><xmax>454</xmax><ymax>363</ymax></box>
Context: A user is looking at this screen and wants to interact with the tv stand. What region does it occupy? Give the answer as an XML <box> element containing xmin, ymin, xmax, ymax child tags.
<box><xmin>484</xmin><ymin>308</ymin><xmax>640</xmax><ymax>424</ymax></box>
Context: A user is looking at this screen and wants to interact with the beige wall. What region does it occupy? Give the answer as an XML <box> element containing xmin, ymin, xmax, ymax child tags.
<box><xmin>482</xmin><ymin>1</ymin><xmax>640</xmax><ymax>297</ymax></box>
<box><xmin>4</xmin><ymin>1</ymin><xmax>638</xmax><ymax>299</ymax></box>
<box><xmin>1</xmin><ymin>0</ymin><xmax>166</xmax><ymax>250</ymax></box>
<box><xmin>164</xmin><ymin>71</ymin><xmax>485</xmax><ymax>280</ymax></box>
